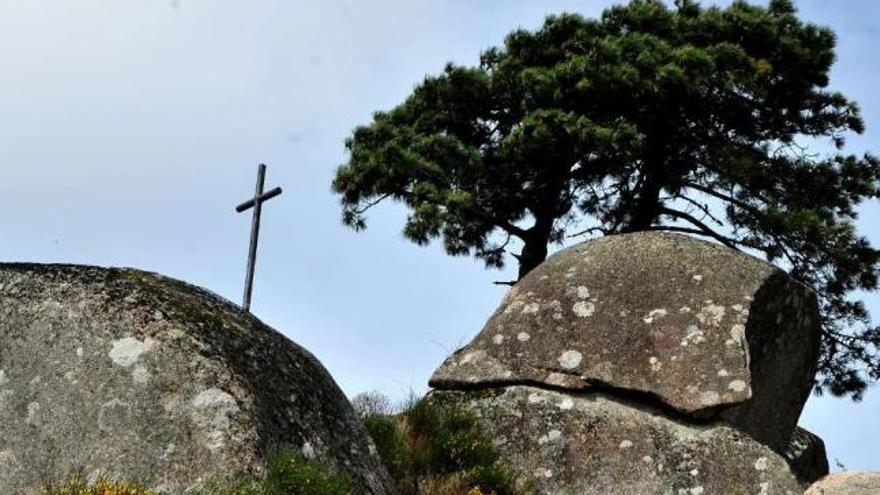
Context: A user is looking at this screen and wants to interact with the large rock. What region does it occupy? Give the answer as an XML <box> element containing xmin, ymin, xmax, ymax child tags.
<box><xmin>431</xmin><ymin>386</ymin><xmax>802</xmax><ymax>495</ymax></box>
<box><xmin>0</xmin><ymin>264</ymin><xmax>392</xmax><ymax>495</ymax></box>
<box><xmin>783</xmin><ymin>427</ymin><xmax>829</xmax><ymax>487</ymax></box>
<box><xmin>430</xmin><ymin>232</ymin><xmax>820</xmax><ymax>451</ymax></box>
<box><xmin>805</xmin><ymin>472</ymin><xmax>880</xmax><ymax>494</ymax></box>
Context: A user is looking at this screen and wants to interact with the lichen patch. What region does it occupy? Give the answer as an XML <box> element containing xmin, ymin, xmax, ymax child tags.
<box><xmin>572</xmin><ymin>301</ymin><xmax>595</xmax><ymax>318</ymax></box>
<box><xmin>459</xmin><ymin>350</ymin><xmax>487</xmax><ymax>365</ymax></box>
<box><xmin>108</xmin><ymin>337</ymin><xmax>146</xmax><ymax>367</ymax></box>
<box><xmin>504</xmin><ymin>299</ymin><xmax>525</xmax><ymax>315</ymax></box>
<box><xmin>728</xmin><ymin>380</ymin><xmax>748</xmax><ymax>393</ymax></box>
<box><xmin>190</xmin><ymin>388</ymin><xmax>240</xmax><ymax>451</ymax></box>
<box><xmin>547</xmin><ymin>300</ymin><xmax>564</xmax><ymax>320</ymax></box>
<box><xmin>680</xmin><ymin>325</ymin><xmax>707</xmax><ymax>346</ymax></box>
<box><xmin>538</xmin><ymin>429</ymin><xmax>562</xmax><ymax>445</ymax></box>
<box><xmin>522</xmin><ymin>302</ymin><xmax>541</xmax><ymax>315</ymax></box>
<box><xmin>698</xmin><ymin>391</ymin><xmax>720</xmax><ymax>407</ymax></box>
<box><xmin>754</xmin><ymin>456</ymin><xmax>769</xmax><ymax>471</ymax></box>
<box><xmin>558</xmin><ymin>350</ymin><xmax>583</xmax><ymax>370</ymax></box>
<box><xmin>729</xmin><ymin>324</ymin><xmax>746</xmax><ymax>344</ymax></box>
<box><xmin>697</xmin><ymin>304</ymin><xmax>726</xmax><ymax>327</ymax></box>
<box><xmin>643</xmin><ymin>308</ymin><xmax>668</xmax><ymax>324</ymax></box>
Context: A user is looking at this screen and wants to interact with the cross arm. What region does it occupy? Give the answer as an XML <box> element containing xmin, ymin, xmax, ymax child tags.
<box><xmin>235</xmin><ymin>186</ymin><xmax>283</xmax><ymax>213</ymax></box>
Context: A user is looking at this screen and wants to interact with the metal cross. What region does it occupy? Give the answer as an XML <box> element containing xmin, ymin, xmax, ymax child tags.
<box><xmin>235</xmin><ymin>163</ymin><xmax>282</xmax><ymax>312</ymax></box>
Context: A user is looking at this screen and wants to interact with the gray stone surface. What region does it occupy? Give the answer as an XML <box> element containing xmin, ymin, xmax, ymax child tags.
<box><xmin>430</xmin><ymin>232</ymin><xmax>821</xmax><ymax>451</ymax></box>
<box><xmin>805</xmin><ymin>472</ymin><xmax>880</xmax><ymax>494</ymax></box>
<box><xmin>0</xmin><ymin>263</ymin><xmax>392</xmax><ymax>495</ymax></box>
<box><xmin>431</xmin><ymin>386</ymin><xmax>802</xmax><ymax>495</ymax></box>
<box><xmin>784</xmin><ymin>426</ymin><xmax>829</xmax><ymax>487</ymax></box>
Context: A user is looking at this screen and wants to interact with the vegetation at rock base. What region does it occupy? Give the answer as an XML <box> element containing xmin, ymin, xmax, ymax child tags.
<box><xmin>332</xmin><ymin>0</ymin><xmax>880</xmax><ymax>399</ymax></box>
<box><xmin>43</xmin><ymin>453</ymin><xmax>354</xmax><ymax>495</ymax></box>
<box><xmin>357</xmin><ymin>392</ymin><xmax>529</xmax><ymax>495</ymax></box>
<box><xmin>43</xmin><ymin>477</ymin><xmax>159</xmax><ymax>495</ymax></box>
<box><xmin>42</xmin><ymin>419</ymin><xmax>517</xmax><ymax>495</ymax></box>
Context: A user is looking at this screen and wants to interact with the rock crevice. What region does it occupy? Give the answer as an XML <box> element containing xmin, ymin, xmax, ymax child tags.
<box><xmin>432</xmin><ymin>371</ymin><xmax>729</xmax><ymax>427</ymax></box>
<box><xmin>429</xmin><ymin>232</ymin><xmax>828</xmax><ymax>493</ymax></box>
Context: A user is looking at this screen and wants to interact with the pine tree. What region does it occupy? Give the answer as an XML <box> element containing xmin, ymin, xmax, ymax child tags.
<box><xmin>333</xmin><ymin>0</ymin><xmax>880</xmax><ymax>398</ymax></box>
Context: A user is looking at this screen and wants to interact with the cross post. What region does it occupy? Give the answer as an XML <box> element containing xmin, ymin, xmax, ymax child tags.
<box><xmin>235</xmin><ymin>163</ymin><xmax>282</xmax><ymax>312</ymax></box>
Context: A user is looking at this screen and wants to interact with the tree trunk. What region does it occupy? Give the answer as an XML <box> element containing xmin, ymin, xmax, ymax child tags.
<box><xmin>517</xmin><ymin>237</ymin><xmax>549</xmax><ymax>280</ymax></box>
<box><xmin>623</xmin><ymin>173</ymin><xmax>663</xmax><ymax>232</ymax></box>
<box><xmin>514</xmin><ymin>159</ymin><xmax>570</xmax><ymax>280</ymax></box>
<box><xmin>623</xmin><ymin>132</ymin><xmax>666</xmax><ymax>232</ymax></box>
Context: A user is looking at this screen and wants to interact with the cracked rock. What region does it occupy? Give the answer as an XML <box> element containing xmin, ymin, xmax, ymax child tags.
<box><xmin>430</xmin><ymin>232</ymin><xmax>821</xmax><ymax>451</ymax></box>
<box><xmin>430</xmin><ymin>387</ymin><xmax>801</xmax><ymax>495</ymax></box>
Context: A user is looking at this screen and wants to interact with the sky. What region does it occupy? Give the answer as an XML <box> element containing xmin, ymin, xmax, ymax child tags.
<box><xmin>0</xmin><ymin>0</ymin><xmax>877</xmax><ymax>471</ymax></box>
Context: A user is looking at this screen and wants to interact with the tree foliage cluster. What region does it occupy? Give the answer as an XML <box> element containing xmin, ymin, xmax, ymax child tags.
<box><xmin>333</xmin><ymin>0</ymin><xmax>880</xmax><ymax>398</ymax></box>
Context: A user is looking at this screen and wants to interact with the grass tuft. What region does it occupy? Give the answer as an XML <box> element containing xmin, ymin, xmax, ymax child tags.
<box><xmin>42</xmin><ymin>476</ymin><xmax>158</xmax><ymax>495</ymax></box>
<box><xmin>362</xmin><ymin>393</ymin><xmax>529</xmax><ymax>495</ymax></box>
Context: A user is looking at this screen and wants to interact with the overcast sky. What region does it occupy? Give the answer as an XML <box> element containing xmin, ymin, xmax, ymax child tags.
<box><xmin>0</xmin><ymin>0</ymin><xmax>877</xmax><ymax>471</ymax></box>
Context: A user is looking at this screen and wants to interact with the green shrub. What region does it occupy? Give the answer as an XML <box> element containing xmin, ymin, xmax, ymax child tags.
<box><xmin>259</xmin><ymin>452</ymin><xmax>352</xmax><ymax>495</ymax></box>
<box><xmin>362</xmin><ymin>394</ymin><xmax>527</xmax><ymax>495</ymax></box>
<box><xmin>362</xmin><ymin>413</ymin><xmax>412</xmax><ymax>482</ymax></box>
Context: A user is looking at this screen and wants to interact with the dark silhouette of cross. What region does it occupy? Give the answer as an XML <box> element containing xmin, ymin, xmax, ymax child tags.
<box><xmin>235</xmin><ymin>163</ymin><xmax>282</xmax><ymax>312</ymax></box>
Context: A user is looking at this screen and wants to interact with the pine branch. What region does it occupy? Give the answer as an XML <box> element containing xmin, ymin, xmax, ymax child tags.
<box><xmin>354</xmin><ymin>192</ymin><xmax>395</xmax><ymax>215</ymax></box>
<box><xmin>658</xmin><ymin>206</ymin><xmax>739</xmax><ymax>249</ymax></box>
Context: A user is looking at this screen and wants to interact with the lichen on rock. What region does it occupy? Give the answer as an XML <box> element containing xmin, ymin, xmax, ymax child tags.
<box><xmin>428</xmin><ymin>232</ymin><xmax>825</xmax><ymax>494</ymax></box>
<box><xmin>0</xmin><ymin>263</ymin><xmax>391</xmax><ymax>495</ymax></box>
<box><xmin>430</xmin><ymin>386</ymin><xmax>802</xmax><ymax>495</ymax></box>
<box><xmin>431</xmin><ymin>232</ymin><xmax>821</xmax><ymax>452</ymax></box>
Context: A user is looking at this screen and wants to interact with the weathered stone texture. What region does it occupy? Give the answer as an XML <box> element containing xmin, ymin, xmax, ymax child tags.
<box><xmin>430</xmin><ymin>232</ymin><xmax>821</xmax><ymax>451</ymax></box>
<box><xmin>783</xmin><ymin>426</ymin><xmax>830</xmax><ymax>487</ymax></box>
<box><xmin>431</xmin><ymin>387</ymin><xmax>802</xmax><ymax>495</ymax></box>
<box><xmin>0</xmin><ymin>264</ymin><xmax>392</xmax><ymax>495</ymax></box>
<box><xmin>805</xmin><ymin>472</ymin><xmax>880</xmax><ymax>494</ymax></box>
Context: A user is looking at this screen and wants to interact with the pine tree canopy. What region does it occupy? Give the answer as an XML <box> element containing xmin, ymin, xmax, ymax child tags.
<box><xmin>332</xmin><ymin>0</ymin><xmax>880</xmax><ymax>398</ymax></box>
